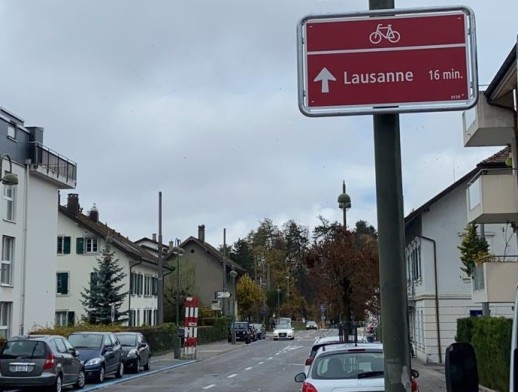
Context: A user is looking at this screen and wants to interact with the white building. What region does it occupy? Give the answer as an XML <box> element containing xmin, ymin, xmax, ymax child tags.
<box><xmin>56</xmin><ymin>193</ymin><xmax>161</xmax><ymax>327</ymax></box>
<box><xmin>405</xmin><ymin>148</ymin><xmax>516</xmax><ymax>364</ymax></box>
<box><xmin>0</xmin><ymin>107</ymin><xmax>77</xmax><ymax>337</ymax></box>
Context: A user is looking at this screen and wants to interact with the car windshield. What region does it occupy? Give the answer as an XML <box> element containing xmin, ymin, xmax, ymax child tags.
<box><xmin>233</xmin><ymin>322</ymin><xmax>248</xmax><ymax>329</ymax></box>
<box><xmin>68</xmin><ymin>334</ymin><xmax>103</xmax><ymax>349</ymax></box>
<box><xmin>116</xmin><ymin>334</ymin><xmax>137</xmax><ymax>346</ymax></box>
<box><xmin>312</xmin><ymin>351</ymin><xmax>384</xmax><ymax>380</ymax></box>
<box><xmin>1</xmin><ymin>340</ymin><xmax>47</xmax><ymax>359</ymax></box>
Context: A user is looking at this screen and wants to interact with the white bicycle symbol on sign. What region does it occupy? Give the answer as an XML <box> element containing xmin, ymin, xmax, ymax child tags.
<box><xmin>369</xmin><ymin>24</ymin><xmax>401</xmax><ymax>44</ymax></box>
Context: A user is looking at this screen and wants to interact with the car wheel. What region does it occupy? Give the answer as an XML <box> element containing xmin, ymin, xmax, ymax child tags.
<box><xmin>134</xmin><ymin>358</ymin><xmax>141</xmax><ymax>374</ymax></box>
<box><xmin>143</xmin><ymin>359</ymin><xmax>150</xmax><ymax>371</ymax></box>
<box><xmin>96</xmin><ymin>365</ymin><xmax>105</xmax><ymax>383</ymax></box>
<box><xmin>73</xmin><ymin>369</ymin><xmax>86</xmax><ymax>390</ymax></box>
<box><xmin>48</xmin><ymin>374</ymin><xmax>62</xmax><ymax>392</ymax></box>
<box><xmin>115</xmin><ymin>361</ymin><xmax>124</xmax><ymax>378</ymax></box>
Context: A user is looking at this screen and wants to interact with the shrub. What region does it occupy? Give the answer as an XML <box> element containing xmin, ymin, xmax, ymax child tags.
<box><xmin>455</xmin><ymin>317</ymin><xmax>474</xmax><ymax>343</ymax></box>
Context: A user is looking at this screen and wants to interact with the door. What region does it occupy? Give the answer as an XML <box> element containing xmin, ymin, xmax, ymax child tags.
<box><xmin>103</xmin><ymin>334</ymin><xmax>116</xmax><ymax>374</ymax></box>
<box><xmin>53</xmin><ymin>338</ymin><xmax>73</xmax><ymax>385</ymax></box>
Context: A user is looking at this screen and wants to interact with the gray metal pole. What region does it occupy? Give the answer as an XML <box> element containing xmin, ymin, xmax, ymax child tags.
<box><xmin>157</xmin><ymin>191</ymin><xmax>164</xmax><ymax>325</ymax></box>
<box><xmin>176</xmin><ymin>254</ymin><xmax>180</xmax><ymax>327</ymax></box>
<box><xmin>369</xmin><ymin>2</ymin><xmax>410</xmax><ymax>388</ymax></box>
<box><xmin>222</xmin><ymin>228</ymin><xmax>227</xmax><ymax>316</ymax></box>
<box><xmin>343</xmin><ymin>181</ymin><xmax>347</xmax><ymax>228</ymax></box>
<box><xmin>372</xmin><ymin>111</ymin><xmax>411</xmax><ymax>391</ymax></box>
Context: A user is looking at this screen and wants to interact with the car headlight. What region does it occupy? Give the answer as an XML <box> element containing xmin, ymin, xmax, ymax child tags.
<box><xmin>85</xmin><ymin>358</ymin><xmax>102</xmax><ymax>366</ymax></box>
<box><xmin>127</xmin><ymin>349</ymin><xmax>138</xmax><ymax>357</ymax></box>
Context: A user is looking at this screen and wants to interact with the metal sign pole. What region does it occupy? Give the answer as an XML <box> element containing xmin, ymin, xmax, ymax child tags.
<box><xmin>369</xmin><ymin>2</ymin><xmax>411</xmax><ymax>392</ymax></box>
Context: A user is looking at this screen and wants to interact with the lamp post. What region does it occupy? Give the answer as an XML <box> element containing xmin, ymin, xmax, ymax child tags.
<box><xmin>157</xmin><ymin>192</ymin><xmax>164</xmax><ymax>325</ymax></box>
<box><xmin>171</xmin><ymin>247</ymin><xmax>185</xmax><ymax>328</ymax></box>
<box><xmin>286</xmin><ymin>275</ymin><xmax>290</xmax><ymax>308</ymax></box>
<box><xmin>229</xmin><ymin>269</ymin><xmax>238</xmax><ymax>344</ymax></box>
<box><xmin>337</xmin><ymin>180</ymin><xmax>351</xmax><ymax>228</ymax></box>
<box><xmin>276</xmin><ymin>286</ymin><xmax>281</xmax><ymax>313</ymax></box>
<box><xmin>0</xmin><ymin>154</ymin><xmax>19</xmax><ymax>186</ymax></box>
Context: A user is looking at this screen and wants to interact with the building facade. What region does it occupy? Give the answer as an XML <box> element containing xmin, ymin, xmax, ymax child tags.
<box><xmin>0</xmin><ymin>107</ymin><xmax>77</xmax><ymax>337</ymax></box>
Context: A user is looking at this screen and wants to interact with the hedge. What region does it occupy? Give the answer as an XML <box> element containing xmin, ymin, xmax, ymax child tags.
<box><xmin>456</xmin><ymin>317</ymin><xmax>512</xmax><ymax>392</ymax></box>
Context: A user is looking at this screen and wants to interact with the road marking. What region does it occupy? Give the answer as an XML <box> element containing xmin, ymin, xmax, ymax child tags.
<box><xmin>228</xmin><ymin>374</ymin><xmax>237</xmax><ymax>378</ymax></box>
<box><xmin>203</xmin><ymin>384</ymin><xmax>216</xmax><ymax>389</ymax></box>
<box><xmin>245</xmin><ymin>366</ymin><xmax>252</xmax><ymax>370</ymax></box>
<box><xmin>258</xmin><ymin>361</ymin><xmax>264</xmax><ymax>365</ymax></box>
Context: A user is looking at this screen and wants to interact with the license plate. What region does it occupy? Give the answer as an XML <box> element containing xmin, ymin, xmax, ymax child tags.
<box><xmin>12</xmin><ymin>364</ymin><xmax>29</xmax><ymax>372</ymax></box>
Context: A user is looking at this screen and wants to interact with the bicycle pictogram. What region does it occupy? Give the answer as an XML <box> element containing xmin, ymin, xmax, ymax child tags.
<box><xmin>369</xmin><ymin>24</ymin><xmax>400</xmax><ymax>44</ymax></box>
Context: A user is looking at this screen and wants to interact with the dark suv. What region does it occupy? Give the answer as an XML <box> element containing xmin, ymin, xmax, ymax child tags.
<box><xmin>227</xmin><ymin>321</ymin><xmax>252</xmax><ymax>344</ymax></box>
<box><xmin>0</xmin><ymin>334</ymin><xmax>85</xmax><ymax>392</ymax></box>
<box><xmin>67</xmin><ymin>332</ymin><xmax>123</xmax><ymax>383</ymax></box>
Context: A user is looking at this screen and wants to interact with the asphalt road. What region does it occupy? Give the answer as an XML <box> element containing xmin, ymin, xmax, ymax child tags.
<box><xmin>61</xmin><ymin>329</ymin><xmax>453</xmax><ymax>392</ymax></box>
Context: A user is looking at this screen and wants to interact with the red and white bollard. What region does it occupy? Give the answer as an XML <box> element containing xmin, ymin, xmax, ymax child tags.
<box><xmin>183</xmin><ymin>297</ymin><xmax>199</xmax><ymax>359</ymax></box>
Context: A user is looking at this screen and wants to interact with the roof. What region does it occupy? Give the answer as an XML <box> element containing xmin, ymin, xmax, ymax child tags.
<box><xmin>317</xmin><ymin>342</ymin><xmax>384</xmax><ymax>356</ymax></box>
<box><xmin>405</xmin><ymin>147</ymin><xmax>509</xmax><ymax>226</ymax></box>
<box><xmin>485</xmin><ymin>43</ymin><xmax>516</xmax><ymax>107</ymax></box>
<box><xmin>171</xmin><ymin>236</ymin><xmax>245</xmax><ymax>272</ymax></box>
<box><xmin>59</xmin><ymin>205</ymin><xmax>160</xmax><ymax>267</ymax></box>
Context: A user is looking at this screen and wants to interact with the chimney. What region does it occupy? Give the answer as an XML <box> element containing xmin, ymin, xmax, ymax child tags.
<box><xmin>169</xmin><ymin>241</ymin><xmax>174</xmax><ymax>251</ymax></box>
<box><xmin>67</xmin><ymin>193</ymin><xmax>80</xmax><ymax>216</ymax></box>
<box><xmin>152</xmin><ymin>233</ymin><xmax>157</xmax><ymax>242</ymax></box>
<box><xmin>198</xmin><ymin>225</ymin><xmax>205</xmax><ymax>242</ymax></box>
<box><xmin>89</xmin><ymin>203</ymin><xmax>99</xmax><ymax>222</ymax></box>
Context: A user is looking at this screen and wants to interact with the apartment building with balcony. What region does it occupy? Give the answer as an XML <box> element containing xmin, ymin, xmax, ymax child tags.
<box><xmin>0</xmin><ymin>107</ymin><xmax>77</xmax><ymax>338</ymax></box>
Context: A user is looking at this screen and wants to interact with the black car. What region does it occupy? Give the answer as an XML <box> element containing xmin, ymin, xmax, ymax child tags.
<box><xmin>227</xmin><ymin>321</ymin><xmax>252</xmax><ymax>344</ymax></box>
<box><xmin>114</xmin><ymin>332</ymin><xmax>151</xmax><ymax>373</ymax></box>
<box><xmin>0</xmin><ymin>334</ymin><xmax>85</xmax><ymax>392</ymax></box>
<box><xmin>67</xmin><ymin>332</ymin><xmax>124</xmax><ymax>383</ymax></box>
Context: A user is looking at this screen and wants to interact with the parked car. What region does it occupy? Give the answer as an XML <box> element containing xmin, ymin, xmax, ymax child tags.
<box><xmin>273</xmin><ymin>322</ymin><xmax>295</xmax><ymax>341</ymax></box>
<box><xmin>114</xmin><ymin>332</ymin><xmax>151</xmax><ymax>373</ymax></box>
<box><xmin>294</xmin><ymin>343</ymin><xmax>419</xmax><ymax>392</ymax></box>
<box><xmin>306</xmin><ymin>320</ymin><xmax>318</xmax><ymax>330</ymax></box>
<box><xmin>251</xmin><ymin>323</ymin><xmax>266</xmax><ymax>340</ymax></box>
<box><xmin>67</xmin><ymin>331</ymin><xmax>124</xmax><ymax>383</ymax></box>
<box><xmin>0</xmin><ymin>334</ymin><xmax>85</xmax><ymax>392</ymax></box>
<box><xmin>227</xmin><ymin>321</ymin><xmax>253</xmax><ymax>344</ymax></box>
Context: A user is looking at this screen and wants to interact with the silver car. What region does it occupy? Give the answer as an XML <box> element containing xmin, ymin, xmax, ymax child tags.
<box><xmin>0</xmin><ymin>335</ymin><xmax>85</xmax><ymax>392</ymax></box>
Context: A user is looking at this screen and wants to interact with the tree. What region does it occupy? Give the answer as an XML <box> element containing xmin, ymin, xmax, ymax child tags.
<box><xmin>236</xmin><ymin>274</ymin><xmax>264</xmax><ymax>321</ymax></box>
<box><xmin>80</xmin><ymin>241</ymin><xmax>128</xmax><ymax>324</ymax></box>
<box><xmin>458</xmin><ymin>223</ymin><xmax>490</xmax><ymax>277</ymax></box>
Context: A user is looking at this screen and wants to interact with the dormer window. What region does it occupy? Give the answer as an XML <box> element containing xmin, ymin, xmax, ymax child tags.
<box><xmin>7</xmin><ymin>124</ymin><xmax>15</xmax><ymax>139</ymax></box>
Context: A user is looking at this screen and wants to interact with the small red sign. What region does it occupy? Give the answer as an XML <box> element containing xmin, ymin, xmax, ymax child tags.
<box><xmin>298</xmin><ymin>7</ymin><xmax>477</xmax><ymax>116</ymax></box>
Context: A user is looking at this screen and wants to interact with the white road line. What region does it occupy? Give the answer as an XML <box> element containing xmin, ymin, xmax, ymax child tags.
<box><xmin>228</xmin><ymin>374</ymin><xmax>237</xmax><ymax>378</ymax></box>
<box><xmin>258</xmin><ymin>361</ymin><xmax>264</xmax><ymax>365</ymax></box>
<box><xmin>245</xmin><ymin>367</ymin><xmax>252</xmax><ymax>370</ymax></box>
<box><xmin>202</xmin><ymin>384</ymin><xmax>216</xmax><ymax>390</ymax></box>
<box><xmin>268</xmin><ymin>356</ymin><xmax>274</xmax><ymax>360</ymax></box>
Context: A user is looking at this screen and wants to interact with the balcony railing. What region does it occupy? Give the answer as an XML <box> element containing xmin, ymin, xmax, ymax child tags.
<box><xmin>29</xmin><ymin>142</ymin><xmax>77</xmax><ymax>188</ymax></box>
<box><xmin>472</xmin><ymin>255</ymin><xmax>518</xmax><ymax>302</ymax></box>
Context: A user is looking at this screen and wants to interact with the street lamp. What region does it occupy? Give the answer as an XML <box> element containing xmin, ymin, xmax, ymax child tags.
<box><xmin>337</xmin><ymin>180</ymin><xmax>351</xmax><ymax>228</ymax></box>
<box><xmin>229</xmin><ymin>269</ymin><xmax>238</xmax><ymax>344</ymax></box>
<box><xmin>171</xmin><ymin>246</ymin><xmax>185</xmax><ymax>329</ymax></box>
<box><xmin>0</xmin><ymin>155</ymin><xmax>18</xmax><ymax>185</ymax></box>
<box><xmin>276</xmin><ymin>286</ymin><xmax>281</xmax><ymax>312</ymax></box>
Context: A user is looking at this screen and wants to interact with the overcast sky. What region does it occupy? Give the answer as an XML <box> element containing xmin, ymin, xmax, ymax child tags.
<box><xmin>0</xmin><ymin>0</ymin><xmax>514</xmax><ymax>246</ymax></box>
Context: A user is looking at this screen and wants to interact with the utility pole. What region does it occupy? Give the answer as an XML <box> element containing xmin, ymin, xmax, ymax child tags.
<box><xmin>370</xmin><ymin>1</ymin><xmax>411</xmax><ymax>392</ymax></box>
<box><xmin>222</xmin><ymin>228</ymin><xmax>227</xmax><ymax>316</ymax></box>
<box><xmin>157</xmin><ymin>192</ymin><xmax>164</xmax><ymax>325</ymax></box>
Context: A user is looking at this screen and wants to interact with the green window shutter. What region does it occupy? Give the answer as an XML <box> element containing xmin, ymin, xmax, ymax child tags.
<box><xmin>62</xmin><ymin>273</ymin><xmax>68</xmax><ymax>294</ymax></box>
<box><xmin>67</xmin><ymin>311</ymin><xmax>75</xmax><ymax>326</ymax></box>
<box><xmin>64</xmin><ymin>237</ymin><xmax>71</xmax><ymax>254</ymax></box>
<box><xmin>76</xmin><ymin>238</ymin><xmax>84</xmax><ymax>254</ymax></box>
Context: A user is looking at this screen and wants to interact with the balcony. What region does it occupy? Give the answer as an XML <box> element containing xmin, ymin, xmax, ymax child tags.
<box><xmin>28</xmin><ymin>142</ymin><xmax>77</xmax><ymax>189</ymax></box>
<box><xmin>472</xmin><ymin>256</ymin><xmax>518</xmax><ymax>303</ymax></box>
<box><xmin>462</xmin><ymin>92</ymin><xmax>514</xmax><ymax>147</ymax></box>
<box><xmin>467</xmin><ymin>168</ymin><xmax>518</xmax><ymax>224</ymax></box>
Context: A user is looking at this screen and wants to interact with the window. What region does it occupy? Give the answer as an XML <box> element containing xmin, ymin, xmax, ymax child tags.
<box><xmin>57</xmin><ymin>236</ymin><xmax>71</xmax><ymax>254</ymax></box>
<box><xmin>130</xmin><ymin>272</ymin><xmax>144</xmax><ymax>295</ymax></box>
<box><xmin>0</xmin><ymin>302</ymin><xmax>12</xmax><ymax>338</ymax></box>
<box><xmin>7</xmin><ymin>123</ymin><xmax>15</xmax><ymax>139</ymax></box>
<box><xmin>3</xmin><ymin>184</ymin><xmax>15</xmax><ymax>221</ymax></box>
<box><xmin>56</xmin><ymin>272</ymin><xmax>69</xmax><ymax>295</ymax></box>
<box><xmin>144</xmin><ymin>275</ymin><xmax>152</xmax><ymax>296</ymax></box>
<box><xmin>1</xmin><ymin>236</ymin><xmax>14</xmax><ymax>285</ymax></box>
<box><xmin>152</xmin><ymin>276</ymin><xmax>158</xmax><ymax>296</ymax></box>
<box><xmin>85</xmin><ymin>238</ymin><xmax>98</xmax><ymax>253</ymax></box>
<box><xmin>53</xmin><ymin>338</ymin><xmax>67</xmax><ymax>354</ymax></box>
<box><xmin>143</xmin><ymin>309</ymin><xmax>153</xmax><ymax>325</ymax></box>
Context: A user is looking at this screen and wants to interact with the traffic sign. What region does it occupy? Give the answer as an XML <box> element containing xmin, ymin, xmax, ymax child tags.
<box><xmin>297</xmin><ymin>6</ymin><xmax>478</xmax><ymax>116</ymax></box>
<box><xmin>216</xmin><ymin>291</ymin><xmax>231</xmax><ymax>299</ymax></box>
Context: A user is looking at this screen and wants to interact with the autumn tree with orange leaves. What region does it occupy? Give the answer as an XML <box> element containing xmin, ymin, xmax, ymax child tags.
<box><xmin>306</xmin><ymin>218</ymin><xmax>379</xmax><ymax>341</ymax></box>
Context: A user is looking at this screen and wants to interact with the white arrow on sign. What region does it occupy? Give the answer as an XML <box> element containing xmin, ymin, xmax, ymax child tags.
<box><xmin>216</xmin><ymin>291</ymin><xmax>231</xmax><ymax>299</ymax></box>
<box><xmin>314</xmin><ymin>67</ymin><xmax>336</xmax><ymax>93</ymax></box>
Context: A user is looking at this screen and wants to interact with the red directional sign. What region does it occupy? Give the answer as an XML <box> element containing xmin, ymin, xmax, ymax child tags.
<box><xmin>297</xmin><ymin>7</ymin><xmax>478</xmax><ymax>116</ymax></box>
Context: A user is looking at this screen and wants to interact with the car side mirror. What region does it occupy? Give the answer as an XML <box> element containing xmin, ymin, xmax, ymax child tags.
<box><xmin>138</xmin><ymin>343</ymin><xmax>146</xmax><ymax>349</ymax></box>
<box><xmin>445</xmin><ymin>342</ymin><xmax>478</xmax><ymax>392</ymax></box>
<box><xmin>294</xmin><ymin>372</ymin><xmax>306</xmax><ymax>383</ymax></box>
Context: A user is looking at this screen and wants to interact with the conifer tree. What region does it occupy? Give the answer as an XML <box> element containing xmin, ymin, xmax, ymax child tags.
<box><xmin>458</xmin><ymin>223</ymin><xmax>490</xmax><ymax>277</ymax></box>
<box><xmin>81</xmin><ymin>240</ymin><xmax>128</xmax><ymax>324</ymax></box>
